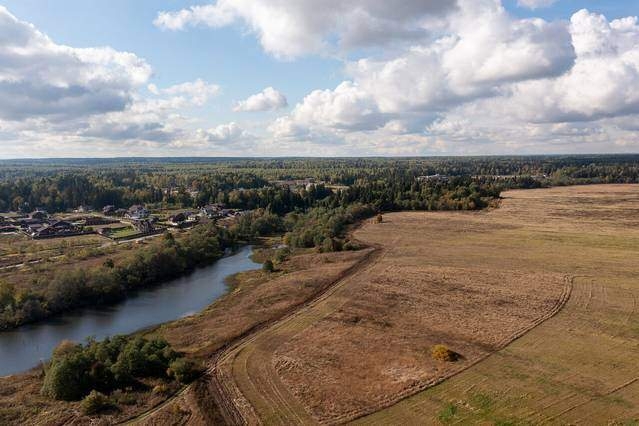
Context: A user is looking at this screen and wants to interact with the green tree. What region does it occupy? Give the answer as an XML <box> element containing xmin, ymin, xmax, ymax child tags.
<box><xmin>262</xmin><ymin>259</ymin><xmax>274</xmax><ymax>273</ymax></box>
<box><xmin>168</xmin><ymin>358</ymin><xmax>200</xmax><ymax>384</ymax></box>
<box><xmin>42</xmin><ymin>351</ymin><xmax>92</xmax><ymax>400</ymax></box>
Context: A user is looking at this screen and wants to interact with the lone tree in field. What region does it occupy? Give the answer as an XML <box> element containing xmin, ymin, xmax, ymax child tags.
<box><xmin>263</xmin><ymin>259</ymin><xmax>274</xmax><ymax>273</ymax></box>
<box><xmin>431</xmin><ymin>344</ymin><xmax>459</xmax><ymax>362</ymax></box>
<box><xmin>376</xmin><ymin>214</ymin><xmax>383</xmax><ymax>223</ymax></box>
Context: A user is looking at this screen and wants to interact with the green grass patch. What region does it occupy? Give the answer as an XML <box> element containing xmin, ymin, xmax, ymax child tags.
<box><xmin>437</xmin><ymin>402</ymin><xmax>458</xmax><ymax>423</ymax></box>
<box><xmin>109</xmin><ymin>227</ymin><xmax>141</xmax><ymax>239</ymax></box>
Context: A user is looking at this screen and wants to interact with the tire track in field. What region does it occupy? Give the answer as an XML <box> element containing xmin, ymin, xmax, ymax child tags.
<box><xmin>119</xmin><ymin>246</ymin><xmax>380</xmax><ymax>426</ymax></box>
<box><xmin>213</xmin><ymin>242</ymin><xmax>392</xmax><ymax>424</ymax></box>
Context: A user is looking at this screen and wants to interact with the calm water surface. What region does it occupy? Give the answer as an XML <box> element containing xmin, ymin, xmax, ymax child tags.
<box><xmin>0</xmin><ymin>245</ymin><xmax>259</xmax><ymax>376</ymax></box>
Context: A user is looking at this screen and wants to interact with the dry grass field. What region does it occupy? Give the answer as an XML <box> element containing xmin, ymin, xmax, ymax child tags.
<box><xmin>199</xmin><ymin>185</ymin><xmax>639</xmax><ymax>425</ymax></box>
<box><xmin>6</xmin><ymin>185</ymin><xmax>638</xmax><ymax>425</ymax></box>
<box><xmin>354</xmin><ymin>185</ymin><xmax>639</xmax><ymax>425</ymax></box>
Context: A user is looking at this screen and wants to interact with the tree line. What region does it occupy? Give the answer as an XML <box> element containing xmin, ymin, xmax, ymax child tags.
<box><xmin>1</xmin><ymin>155</ymin><xmax>638</xmax><ymax>213</ymax></box>
<box><xmin>0</xmin><ymin>224</ymin><xmax>232</xmax><ymax>329</ymax></box>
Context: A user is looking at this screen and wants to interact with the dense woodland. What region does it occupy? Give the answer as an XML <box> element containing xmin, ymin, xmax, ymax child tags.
<box><xmin>1</xmin><ymin>155</ymin><xmax>638</xmax><ymax>213</ymax></box>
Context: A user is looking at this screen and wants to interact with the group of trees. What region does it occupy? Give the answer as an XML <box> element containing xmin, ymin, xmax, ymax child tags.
<box><xmin>2</xmin><ymin>155</ymin><xmax>639</xmax><ymax>213</ymax></box>
<box><xmin>0</xmin><ymin>224</ymin><xmax>233</xmax><ymax>329</ymax></box>
<box><xmin>284</xmin><ymin>204</ymin><xmax>377</xmax><ymax>252</ymax></box>
<box><xmin>42</xmin><ymin>335</ymin><xmax>199</xmax><ymax>404</ymax></box>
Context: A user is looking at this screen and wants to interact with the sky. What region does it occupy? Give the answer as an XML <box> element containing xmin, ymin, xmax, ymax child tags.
<box><xmin>0</xmin><ymin>0</ymin><xmax>638</xmax><ymax>158</ymax></box>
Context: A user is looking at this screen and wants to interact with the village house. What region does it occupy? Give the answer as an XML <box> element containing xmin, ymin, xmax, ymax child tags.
<box><xmin>200</xmin><ymin>203</ymin><xmax>226</xmax><ymax>219</ymax></box>
<box><xmin>27</xmin><ymin>220</ymin><xmax>80</xmax><ymax>239</ymax></box>
<box><xmin>29</xmin><ymin>209</ymin><xmax>49</xmax><ymax>221</ymax></box>
<box><xmin>126</xmin><ymin>205</ymin><xmax>150</xmax><ymax>220</ymax></box>
<box><xmin>82</xmin><ymin>216</ymin><xmax>118</xmax><ymax>226</ymax></box>
<box><xmin>416</xmin><ymin>174</ymin><xmax>449</xmax><ymax>183</ymax></box>
<box><xmin>168</xmin><ymin>211</ymin><xmax>200</xmax><ymax>227</ymax></box>
<box><xmin>168</xmin><ymin>212</ymin><xmax>187</xmax><ymax>225</ymax></box>
<box><xmin>270</xmin><ymin>178</ymin><xmax>322</xmax><ymax>190</ymax></box>
<box><xmin>102</xmin><ymin>205</ymin><xmax>116</xmax><ymax>215</ymax></box>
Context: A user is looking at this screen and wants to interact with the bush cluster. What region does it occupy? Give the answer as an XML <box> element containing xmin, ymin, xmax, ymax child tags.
<box><xmin>41</xmin><ymin>335</ymin><xmax>199</xmax><ymax>402</ymax></box>
<box><xmin>284</xmin><ymin>204</ymin><xmax>376</xmax><ymax>252</ymax></box>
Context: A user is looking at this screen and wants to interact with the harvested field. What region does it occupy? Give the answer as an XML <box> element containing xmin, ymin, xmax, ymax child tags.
<box><xmin>354</xmin><ymin>185</ymin><xmax>639</xmax><ymax>425</ymax></box>
<box><xmin>204</xmin><ymin>185</ymin><xmax>639</xmax><ymax>425</ymax></box>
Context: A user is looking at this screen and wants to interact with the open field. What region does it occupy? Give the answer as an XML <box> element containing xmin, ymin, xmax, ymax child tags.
<box><xmin>179</xmin><ymin>184</ymin><xmax>639</xmax><ymax>425</ymax></box>
<box><xmin>353</xmin><ymin>185</ymin><xmax>639</xmax><ymax>425</ymax></box>
<box><xmin>3</xmin><ymin>184</ymin><xmax>639</xmax><ymax>425</ymax></box>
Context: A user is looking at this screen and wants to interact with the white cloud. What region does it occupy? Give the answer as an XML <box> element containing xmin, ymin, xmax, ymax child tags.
<box><xmin>271</xmin><ymin>0</ymin><xmax>575</xmax><ymax>137</ymax></box>
<box><xmin>149</xmin><ymin>79</ymin><xmax>220</xmax><ymax>106</ymax></box>
<box><xmin>0</xmin><ymin>6</ymin><xmax>151</xmax><ymax>121</ymax></box>
<box><xmin>517</xmin><ymin>0</ymin><xmax>558</xmax><ymax>10</ymax></box>
<box><xmin>202</xmin><ymin>121</ymin><xmax>249</xmax><ymax>142</ymax></box>
<box><xmin>287</xmin><ymin>81</ymin><xmax>387</xmax><ymax>131</ymax></box>
<box><xmin>234</xmin><ymin>87</ymin><xmax>287</xmax><ymax>112</ymax></box>
<box><xmin>155</xmin><ymin>0</ymin><xmax>457</xmax><ymax>58</ymax></box>
<box><xmin>506</xmin><ymin>10</ymin><xmax>639</xmax><ymax>123</ymax></box>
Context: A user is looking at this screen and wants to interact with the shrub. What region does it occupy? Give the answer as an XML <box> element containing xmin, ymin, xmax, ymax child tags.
<box><xmin>42</xmin><ymin>335</ymin><xmax>180</xmax><ymax>401</ymax></box>
<box><xmin>431</xmin><ymin>344</ymin><xmax>459</xmax><ymax>362</ymax></box>
<box><xmin>262</xmin><ymin>259</ymin><xmax>274</xmax><ymax>273</ymax></box>
<box><xmin>152</xmin><ymin>384</ymin><xmax>170</xmax><ymax>395</ymax></box>
<box><xmin>274</xmin><ymin>247</ymin><xmax>290</xmax><ymax>263</ymax></box>
<box><xmin>80</xmin><ymin>390</ymin><xmax>112</xmax><ymax>415</ymax></box>
<box><xmin>42</xmin><ymin>351</ymin><xmax>92</xmax><ymax>401</ymax></box>
<box><xmin>168</xmin><ymin>358</ymin><xmax>200</xmax><ymax>384</ymax></box>
<box><xmin>111</xmin><ymin>389</ymin><xmax>137</xmax><ymax>405</ymax></box>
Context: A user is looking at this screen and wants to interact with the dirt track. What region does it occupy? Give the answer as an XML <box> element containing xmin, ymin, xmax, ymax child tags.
<box><xmin>136</xmin><ymin>185</ymin><xmax>639</xmax><ymax>425</ymax></box>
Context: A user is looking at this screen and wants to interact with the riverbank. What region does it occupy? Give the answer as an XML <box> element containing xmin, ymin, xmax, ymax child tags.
<box><xmin>0</xmin><ymin>223</ymin><xmax>236</xmax><ymax>331</ymax></box>
<box><xmin>0</xmin><ymin>245</ymin><xmax>260</xmax><ymax>377</ymax></box>
<box><xmin>0</xmin><ymin>235</ymin><xmax>372</xmax><ymax>425</ymax></box>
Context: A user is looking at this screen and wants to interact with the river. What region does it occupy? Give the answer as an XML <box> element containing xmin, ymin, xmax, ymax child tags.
<box><xmin>0</xmin><ymin>245</ymin><xmax>259</xmax><ymax>377</ymax></box>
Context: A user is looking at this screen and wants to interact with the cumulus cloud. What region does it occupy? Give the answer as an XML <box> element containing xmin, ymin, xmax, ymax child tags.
<box><xmin>0</xmin><ymin>6</ymin><xmax>151</xmax><ymax>121</ymax></box>
<box><xmin>263</xmin><ymin>3</ymin><xmax>639</xmax><ymax>155</ymax></box>
<box><xmin>517</xmin><ymin>0</ymin><xmax>558</xmax><ymax>10</ymax></box>
<box><xmin>506</xmin><ymin>10</ymin><xmax>639</xmax><ymax>123</ymax></box>
<box><xmin>202</xmin><ymin>122</ymin><xmax>249</xmax><ymax>142</ymax></box>
<box><xmin>272</xmin><ymin>0</ymin><xmax>575</xmax><ymax>136</ymax></box>
<box><xmin>148</xmin><ymin>79</ymin><xmax>220</xmax><ymax>106</ymax></box>
<box><xmin>155</xmin><ymin>0</ymin><xmax>458</xmax><ymax>58</ymax></box>
<box><xmin>234</xmin><ymin>87</ymin><xmax>287</xmax><ymax>112</ymax></box>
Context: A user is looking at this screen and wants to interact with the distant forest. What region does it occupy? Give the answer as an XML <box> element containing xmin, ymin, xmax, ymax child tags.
<box><xmin>1</xmin><ymin>155</ymin><xmax>638</xmax><ymax>214</ymax></box>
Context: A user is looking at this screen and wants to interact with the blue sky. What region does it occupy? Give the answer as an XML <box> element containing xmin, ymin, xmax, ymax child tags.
<box><xmin>0</xmin><ymin>0</ymin><xmax>638</xmax><ymax>157</ymax></box>
<box><xmin>1</xmin><ymin>0</ymin><xmax>343</xmax><ymax>125</ymax></box>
